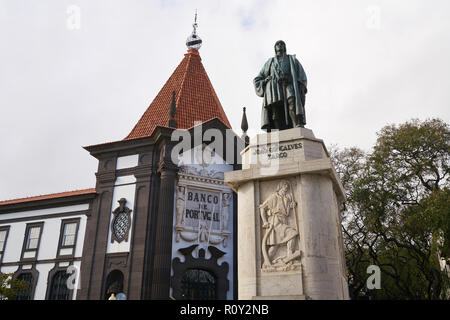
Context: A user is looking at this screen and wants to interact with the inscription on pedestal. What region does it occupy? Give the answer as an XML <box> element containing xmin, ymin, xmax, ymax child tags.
<box><xmin>252</xmin><ymin>142</ymin><xmax>303</xmax><ymax>160</ymax></box>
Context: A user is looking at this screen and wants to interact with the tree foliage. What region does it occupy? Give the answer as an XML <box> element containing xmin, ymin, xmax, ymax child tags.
<box><xmin>0</xmin><ymin>273</ymin><xmax>29</xmax><ymax>300</ymax></box>
<box><xmin>331</xmin><ymin>118</ymin><xmax>450</xmax><ymax>299</ymax></box>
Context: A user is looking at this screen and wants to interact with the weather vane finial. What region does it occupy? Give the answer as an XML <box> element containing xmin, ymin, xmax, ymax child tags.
<box><xmin>194</xmin><ymin>9</ymin><xmax>198</xmax><ymax>30</ymax></box>
<box><xmin>186</xmin><ymin>10</ymin><xmax>202</xmax><ymax>50</ymax></box>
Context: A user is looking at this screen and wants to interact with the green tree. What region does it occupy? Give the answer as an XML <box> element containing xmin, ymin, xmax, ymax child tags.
<box><xmin>332</xmin><ymin>118</ymin><xmax>450</xmax><ymax>299</ymax></box>
<box><xmin>0</xmin><ymin>273</ymin><xmax>29</xmax><ymax>300</ymax></box>
<box><xmin>330</xmin><ymin>145</ymin><xmax>375</xmax><ymax>299</ymax></box>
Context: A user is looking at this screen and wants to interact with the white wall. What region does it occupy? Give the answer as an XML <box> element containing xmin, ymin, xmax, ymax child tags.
<box><xmin>105</xmin><ymin>156</ymin><xmax>138</xmax><ymax>253</ymax></box>
<box><xmin>106</xmin><ymin>175</ymin><xmax>136</xmax><ymax>254</ymax></box>
<box><xmin>0</xmin><ymin>204</ymin><xmax>89</xmax><ymax>300</ymax></box>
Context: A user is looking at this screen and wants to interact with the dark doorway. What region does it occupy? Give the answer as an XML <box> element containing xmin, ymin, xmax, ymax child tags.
<box><xmin>180</xmin><ymin>269</ymin><xmax>216</xmax><ymax>300</ymax></box>
<box><xmin>104</xmin><ymin>270</ymin><xmax>124</xmax><ymax>300</ymax></box>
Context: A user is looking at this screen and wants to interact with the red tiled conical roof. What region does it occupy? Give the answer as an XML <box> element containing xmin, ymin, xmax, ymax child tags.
<box><xmin>125</xmin><ymin>49</ymin><xmax>231</xmax><ymax>140</ymax></box>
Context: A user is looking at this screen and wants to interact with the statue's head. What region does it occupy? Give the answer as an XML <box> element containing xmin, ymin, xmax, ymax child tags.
<box><xmin>277</xmin><ymin>180</ymin><xmax>290</xmax><ymax>195</ymax></box>
<box><xmin>274</xmin><ymin>40</ymin><xmax>286</xmax><ymax>57</ymax></box>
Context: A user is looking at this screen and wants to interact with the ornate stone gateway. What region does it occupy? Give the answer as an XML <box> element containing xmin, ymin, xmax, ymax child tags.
<box><xmin>225</xmin><ymin>127</ymin><xmax>350</xmax><ymax>300</ymax></box>
<box><xmin>171</xmin><ymin>163</ymin><xmax>234</xmax><ymax>299</ymax></box>
<box><xmin>171</xmin><ymin>245</ymin><xmax>229</xmax><ymax>300</ymax></box>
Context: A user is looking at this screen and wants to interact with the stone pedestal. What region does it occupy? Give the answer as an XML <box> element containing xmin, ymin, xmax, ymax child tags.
<box><xmin>225</xmin><ymin>128</ymin><xmax>350</xmax><ymax>300</ymax></box>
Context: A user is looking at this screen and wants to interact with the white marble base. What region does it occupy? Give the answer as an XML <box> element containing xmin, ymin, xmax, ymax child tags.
<box><xmin>225</xmin><ymin>127</ymin><xmax>350</xmax><ymax>300</ymax></box>
<box><xmin>260</xmin><ymin>270</ymin><xmax>303</xmax><ymax>297</ymax></box>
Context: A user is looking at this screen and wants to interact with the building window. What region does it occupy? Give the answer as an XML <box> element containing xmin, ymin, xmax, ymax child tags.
<box><xmin>26</xmin><ymin>227</ymin><xmax>40</xmax><ymax>249</ymax></box>
<box><xmin>58</xmin><ymin>218</ymin><xmax>80</xmax><ymax>257</ymax></box>
<box><xmin>180</xmin><ymin>269</ymin><xmax>216</xmax><ymax>300</ymax></box>
<box><xmin>21</xmin><ymin>222</ymin><xmax>44</xmax><ymax>261</ymax></box>
<box><xmin>48</xmin><ymin>271</ymin><xmax>71</xmax><ymax>300</ymax></box>
<box><xmin>0</xmin><ymin>226</ymin><xmax>10</xmax><ymax>263</ymax></box>
<box><xmin>62</xmin><ymin>223</ymin><xmax>77</xmax><ymax>246</ymax></box>
<box><xmin>15</xmin><ymin>273</ymin><xmax>34</xmax><ymax>300</ymax></box>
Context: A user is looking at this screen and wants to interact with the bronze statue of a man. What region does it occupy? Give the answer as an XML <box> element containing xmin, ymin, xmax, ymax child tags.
<box><xmin>254</xmin><ymin>41</ymin><xmax>307</xmax><ymax>131</ymax></box>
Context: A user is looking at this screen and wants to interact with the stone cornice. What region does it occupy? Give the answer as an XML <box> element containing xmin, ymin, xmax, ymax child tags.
<box><xmin>95</xmin><ymin>170</ymin><xmax>116</xmax><ymax>185</ymax></box>
<box><xmin>224</xmin><ymin>158</ymin><xmax>346</xmax><ymax>203</ymax></box>
<box><xmin>178</xmin><ymin>173</ymin><xmax>225</xmax><ymax>186</ymax></box>
<box><xmin>84</xmin><ymin>127</ymin><xmax>174</xmax><ymax>159</ymax></box>
<box><xmin>0</xmin><ymin>193</ymin><xmax>96</xmax><ymax>214</ymax></box>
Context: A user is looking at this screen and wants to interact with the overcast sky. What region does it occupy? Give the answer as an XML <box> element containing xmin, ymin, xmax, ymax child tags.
<box><xmin>1</xmin><ymin>0</ymin><xmax>449</xmax><ymax>200</ymax></box>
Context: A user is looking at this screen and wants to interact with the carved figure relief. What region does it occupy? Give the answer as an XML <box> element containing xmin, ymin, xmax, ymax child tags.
<box><xmin>111</xmin><ymin>198</ymin><xmax>132</xmax><ymax>243</ymax></box>
<box><xmin>198</xmin><ymin>212</ymin><xmax>210</xmax><ymax>243</ymax></box>
<box><xmin>176</xmin><ymin>186</ymin><xmax>186</xmax><ymax>227</ymax></box>
<box><xmin>221</xmin><ymin>193</ymin><xmax>231</xmax><ymax>231</ymax></box>
<box><xmin>259</xmin><ymin>180</ymin><xmax>301</xmax><ymax>272</ymax></box>
<box><xmin>175</xmin><ymin>186</ymin><xmax>186</xmax><ymax>242</ymax></box>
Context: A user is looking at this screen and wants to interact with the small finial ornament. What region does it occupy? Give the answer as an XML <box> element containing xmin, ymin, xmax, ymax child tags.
<box><xmin>186</xmin><ymin>10</ymin><xmax>202</xmax><ymax>50</ymax></box>
<box><xmin>241</xmin><ymin>107</ymin><xmax>249</xmax><ymax>145</ymax></box>
<box><xmin>168</xmin><ymin>91</ymin><xmax>177</xmax><ymax>128</ymax></box>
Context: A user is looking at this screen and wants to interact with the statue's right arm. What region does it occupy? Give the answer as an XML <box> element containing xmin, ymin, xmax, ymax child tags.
<box><xmin>260</xmin><ymin>207</ymin><xmax>270</xmax><ymax>228</ymax></box>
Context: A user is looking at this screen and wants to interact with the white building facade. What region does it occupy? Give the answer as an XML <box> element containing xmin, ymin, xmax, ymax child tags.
<box><xmin>0</xmin><ymin>190</ymin><xmax>95</xmax><ymax>300</ymax></box>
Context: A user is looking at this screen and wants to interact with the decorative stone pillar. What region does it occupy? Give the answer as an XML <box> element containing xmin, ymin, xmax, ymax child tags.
<box><xmin>127</xmin><ymin>154</ymin><xmax>153</xmax><ymax>300</ymax></box>
<box><xmin>78</xmin><ymin>158</ymin><xmax>116</xmax><ymax>300</ymax></box>
<box><xmin>225</xmin><ymin>127</ymin><xmax>350</xmax><ymax>300</ymax></box>
<box><xmin>150</xmin><ymin>144</ymin><xmax>178</xmax><ymax>299</ymax></box>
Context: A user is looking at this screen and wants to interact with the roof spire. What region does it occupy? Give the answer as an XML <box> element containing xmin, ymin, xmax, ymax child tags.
<box><xmin>186</xmin><ymin>10</ymin><xmax>202</xmax><ymax>51</ymax></box>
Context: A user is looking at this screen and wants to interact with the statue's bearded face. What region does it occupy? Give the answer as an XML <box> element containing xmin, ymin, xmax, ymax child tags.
<box><xmin>278</xmin><ymin>183</ymin><xmax>289</xmax><ymax>195</ymax></box>
<box><xmin>275</xmin><ymin>42</ymin><xmax>286</xmax><ymax>57</ymax></box>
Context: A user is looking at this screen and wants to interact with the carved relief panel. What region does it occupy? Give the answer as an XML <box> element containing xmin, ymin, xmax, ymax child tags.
<box><xmin>174</xmin><ymin>165</ymin><xmax>232</xmax><ymax>248</ymax></box>
<box><xmin>259</xmin><ymin>179</ymin><xmax>301</xmax><ymax>272</ymax></box>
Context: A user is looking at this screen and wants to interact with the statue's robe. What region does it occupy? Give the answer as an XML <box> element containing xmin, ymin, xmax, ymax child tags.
<box><xmin>260</xmin><ymin>192</ymin><xmax>298</xmax><ymax>246</ymax></box>
<box><xmin>254</xmin><ymin>55</ymin><xmax>307</xmax><ymax>130</ymax></box>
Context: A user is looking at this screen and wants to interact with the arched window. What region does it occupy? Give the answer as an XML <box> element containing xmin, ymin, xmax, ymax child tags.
<box><xmin>180</xmin><ymin>269</ymin><xmax>216</xmax><ymax>300</ymax></box>
<box><xmin>104</xmin><ymin>270</ymin><xmax>124</xmax><ymax>300</ymax></box>
<box><xmin>48</xmin><ymin>270</ymin><xmax>70</xmax><ymax>300</ymax></box>
<box><xmin>16</xmin><ymin>273</ymin><xmax>34</xmax><ymax>300</ymax></box>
